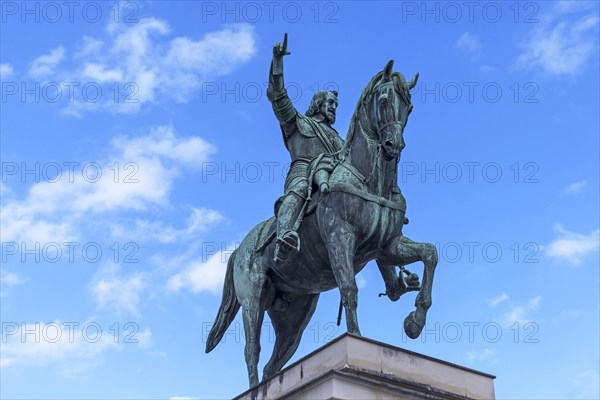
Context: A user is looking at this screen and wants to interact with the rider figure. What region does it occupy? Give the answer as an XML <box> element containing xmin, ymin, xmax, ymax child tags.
<box><xmin>267</xmin><ymin>33</ymin><xmax>344</xmax><ymax>262</ymax></box>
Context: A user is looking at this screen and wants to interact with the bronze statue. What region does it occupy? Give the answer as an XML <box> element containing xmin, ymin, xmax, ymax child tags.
<box><xmin>205</xmin><ymin>34</ymin><xmax>438</xmax><ymax>388</ymax></box>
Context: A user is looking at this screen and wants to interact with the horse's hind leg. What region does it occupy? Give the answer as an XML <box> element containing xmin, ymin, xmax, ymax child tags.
<box><xmin>382</xmin><ymin>235</ymin><xmax>438</xmax><ymax>339</ymax></box>
<box><xmin>262</xmin><ymin>293</ymin><xmax>320</xmax><ymax>381</ymax></box>
<box><xmin>235</xmin><ymin>259</ymin><xmax>272</xmax><ymax>387</ymax></box>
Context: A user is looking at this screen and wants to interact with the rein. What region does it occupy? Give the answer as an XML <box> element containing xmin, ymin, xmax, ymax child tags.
<box><xmin>355</xmin><ymin>102</ymin><xmax>383</xmax><ymax>185</ymax></box>
<box><xmin>328</xmin><ymin>182</ymin><xmax>406</xmax><ymax>212</ymax></box>
<box><xmin>328</xmin><ymin>83</ymin><xmax>405</xmax><ymax>213</ymax></box>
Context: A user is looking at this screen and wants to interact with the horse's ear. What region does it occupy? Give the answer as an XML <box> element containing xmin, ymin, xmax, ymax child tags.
<box><xmin>407</xmin><ymin>72</ymin><xmax>419</xmax><ymax>90</ymax></box>
<box><xmin>383</xmin><ymin>60</ymin><xmax>394</xmax><ymax>81</ymax></box>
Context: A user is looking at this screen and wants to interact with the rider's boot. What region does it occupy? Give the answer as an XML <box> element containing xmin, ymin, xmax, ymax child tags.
<box><xmin>274</xmin><ymin>194</ymin><xmax>303</xmax><ymax>262</ymax></box>
<box><xmin>314</xmin><ymin>169</ymin><xmax>330</xmax><ymax>194</ymax></box>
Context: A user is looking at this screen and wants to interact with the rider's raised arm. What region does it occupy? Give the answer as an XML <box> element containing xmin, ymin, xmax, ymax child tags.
<box><xmin>267</xmin><ymin>33</ymin><xmax>298</xmax><ymax>135</ymax></box>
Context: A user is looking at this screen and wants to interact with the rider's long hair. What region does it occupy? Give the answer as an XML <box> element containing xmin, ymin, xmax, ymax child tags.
<box><xmin>305</xmin><ymin>90</ymin><xmax>338</xmax><ymax>117</ymax></box>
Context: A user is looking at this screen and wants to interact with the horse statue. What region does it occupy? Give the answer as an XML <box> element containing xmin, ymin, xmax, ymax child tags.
<box><xmin>205</xmin><ymin>60</ymin><xmax>438</xmax><ymax>388</ymax></box>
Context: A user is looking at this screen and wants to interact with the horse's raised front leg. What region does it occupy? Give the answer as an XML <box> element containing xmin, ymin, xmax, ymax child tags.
<box><xmin>382</xmin><ymin>235</ymin><xmax>438</xmax><ymax>339</ymax></box>
<box><xmin>376</xmin><ymin>260</ymin><xmax>420</xmax><ymax>302</ymax></box>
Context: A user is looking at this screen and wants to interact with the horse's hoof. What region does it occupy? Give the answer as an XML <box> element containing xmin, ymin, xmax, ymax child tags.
<box><xmin>262</xmin><ymin>366</ymin><xmax>275</xmax><ymax>382</ymax></box>
<box><xmin>403</xmin><ymin>312</ymin><xmax>423</xmax><ymax>339</ymax></box>
<box><xmin>388</xmin><ymin>292</ymin><xmax>401</xmax><ymax>302</ymax></box>
<box><xmin>348</xmin><ymin>328</ymin><xmax>362</xmax><ymax>337</ymax></box>
<box><xmin>406</xmin><ymin>273</ymin><xmax>420</xmax><ymax>287</ymax></box>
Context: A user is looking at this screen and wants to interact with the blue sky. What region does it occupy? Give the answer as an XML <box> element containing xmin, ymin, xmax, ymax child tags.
<box><xmin>1</xmin><ymin>1</ymin><xmax>599</xmax><ymax>399</ymax></box>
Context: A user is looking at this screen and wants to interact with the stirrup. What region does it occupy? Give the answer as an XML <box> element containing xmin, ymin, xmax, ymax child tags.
<box><xmin>273</xmin><ymin>231</ymin><xmax>300</xmax><ymax>262</ymax></box>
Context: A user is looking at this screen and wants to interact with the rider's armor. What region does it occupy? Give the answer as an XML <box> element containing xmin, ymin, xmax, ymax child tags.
<box><xmin>268</xmin><ymin>60</ymin><xmax>344</xmax><ymax>262</ymax></box>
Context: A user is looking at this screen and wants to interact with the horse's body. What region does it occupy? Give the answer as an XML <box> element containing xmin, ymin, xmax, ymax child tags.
<box><xmin>206</xmin><ymin>61</ymin><xmax>438</xmax><ymax>387</ymax></box>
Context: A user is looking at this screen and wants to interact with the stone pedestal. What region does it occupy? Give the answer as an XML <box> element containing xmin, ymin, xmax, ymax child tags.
<box><xmin>234</xmin><ymin>333</ymin><xmax>495</xmax><ymax>400</ymax></box>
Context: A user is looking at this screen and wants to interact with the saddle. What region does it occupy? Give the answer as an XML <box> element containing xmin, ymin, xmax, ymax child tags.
<box><xmin>273</xmin><ymin>154</ymin><xmax>334</xmax><ymax>217</ymax></box>
<box><xmin>255</xmin><ymin>217</ymin><xmax>278</xmax><ymax>255</ymax></box>
<box><xmin>262</xmin><ymin>155</ymin><xmax>408</xmax><ymax>254</ymax></box>
<box><xmin>261</xmin><ymin>155</ymin><xmax>334</xmax><ymax>255</ymax></box>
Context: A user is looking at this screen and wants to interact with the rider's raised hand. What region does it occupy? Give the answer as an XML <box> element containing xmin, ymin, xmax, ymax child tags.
<box><xmin>273</xmin><ymin>33</ymin><xmax>291</xmax><ymax>58</ymax></box>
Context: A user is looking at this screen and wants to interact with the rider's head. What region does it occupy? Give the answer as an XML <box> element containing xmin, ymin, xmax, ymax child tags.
<box><xmin>306</xmin><ymin>90</ymin><xmax>338</xmax><ymax>125</ymax></box>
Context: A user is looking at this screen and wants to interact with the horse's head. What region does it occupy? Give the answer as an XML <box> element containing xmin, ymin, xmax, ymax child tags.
<box><xmin>365</xmin><ymin>60</ymin><xmax>418</xmax><ymax>161</ymax></box>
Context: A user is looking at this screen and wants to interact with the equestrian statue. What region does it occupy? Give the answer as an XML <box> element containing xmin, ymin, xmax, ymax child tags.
<box><xmin>205</xmin><ymin>33</ymin><xmax>438</xmax><ymax>388</ymax></box>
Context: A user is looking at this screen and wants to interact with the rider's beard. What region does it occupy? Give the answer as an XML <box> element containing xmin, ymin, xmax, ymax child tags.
<box><xmin>326</xmin><ymin>111</ymin><xmax>336</xmax><ymax>125</ymax></box>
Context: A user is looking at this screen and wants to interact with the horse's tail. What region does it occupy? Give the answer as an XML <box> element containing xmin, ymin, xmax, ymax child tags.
<box><xmin>205</xmin><ymin>248</ymin><xmax>240</xmax><ymax>353</ymax></box>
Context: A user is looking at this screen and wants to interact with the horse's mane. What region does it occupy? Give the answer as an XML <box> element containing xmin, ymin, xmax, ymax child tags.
<box><xmin>342</xmin><ymin>70</ymin><xmax>413</xmax><ymax>157</ymax></box>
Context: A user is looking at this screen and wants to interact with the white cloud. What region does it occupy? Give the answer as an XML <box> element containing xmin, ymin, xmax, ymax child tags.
<box><xmin>113</xmin><ymin>125</ymin><xmax>215</xmax><ymax>168</ymax></box>
<box><xmin>1</xmin><ymin>319</ymin><xmax>151</xmax><ymax>374</ymax></box>
<box><xmin>81</xmin><ymin>62</ymin><xmax>124</xmax><ymax>82</ymax></box>
<box><xmin>0</xmin><ymin>271</ymin><xmax>24</xmax><ymax>287</ymax></box>
<box><xmin>0</xmin><ymin>271</ymin><xmax>25</xmax><ymax>297</ymax></box>
<box><xmin>1</xmin><ymin>126</ymin><xmax>216</xmax><ymax>246</ymax></box>
<box><xmin>167</xmin><ymin>245</ymin><xmax>236</xmax><ymax>294</ymax></box>
<box><xmin>0</xmin><ymin>320</ymin><xmax>117</xmax><ymax>373</ymax></box>
<box><xmin>91</xmin><ymin>262</ymin><xmax>147</xmax><ymax>316</ymax></box>
<box><xmin>163</xmin><ymin>24</ymin><xmax>256</xmax><ymax>98</ymax></box>
<box><xmin>564</xmin><ymin>180</ymin><xmax>588</xmax><ymax>194</ymax></box>
<box><xmin>356</xmin><ymin>275</ymin><xmax>367</xmax><ymax>289</ymax></box>
<box><xmin>135</xmin><ymin>327</ymin><xmax>153</xmax><ymax>349</ymax></box>
<box><xmin>27</xmin><ymin>20</ymin><xmax>256</xmax><ymax>115</ymax></box>
<box><xmin>572</xmin><ymin>369</ymin><xmax>600</xmax><ymax>398</ymax></box>
<box><xmin>0</xmin><ymin>63</ymin><xmax>14</xmax><ymax>78</ymax></box>
<box><xmin>486</xmin><ymin>293</ymin><xmax>509</xmax><ymax>307</ymax></box>
<box><xmin>110</xmin><ymin>208</ymin><xmax>225</xmax><ymax>244</ymax></box>
<box><xmin>516</xmin><ymin>4</ymin><xmax>599</xmax><ymax>75</ymax></box>
<box><xmin>186</xmin><ymin>208</ymin><xmax>225</xmax><ymax>233</ymax></box>
<box><xmin>456</xmin><ymin>32</ymin><xmax>482</xmax><ymax>58</ymax></box>
<box><xmin>553</xmin><ymin>0</ymin><xmax>599</xmax><ymax>16</ymax></box>
<box><xmin>500</xmin><ymin>295</ymin><xmax>541</xmax><ymax>325</ymax></box>
<box><xmin>75</xmin><ymin>36</ymin><xmax>104</xmax><ymax>58</ymax></box>
<box><xmin>29</xmin><ymin>46</ymin><xmax>65</xmax><ymax>78</ymax></box>
<box><xmin>0</xmin><ymin>206</ymin><xmax>76</xmax><ymax>246</ymax></box>
<box><xmin>544</xmin><ymin>225</ymin><xmax>599</xmax><ymax>265</ymax></box>
<box><xmin>466</xmin><ymin>348</ymin><xmax>498</xmax><ymax>365</ymax></box>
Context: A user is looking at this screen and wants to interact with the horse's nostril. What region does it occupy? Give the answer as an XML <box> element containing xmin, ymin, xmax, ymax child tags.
<box><xmin>385</xmin><ymin>140</ymin><xmax>394</xmax><ymax>148</ymax></box>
